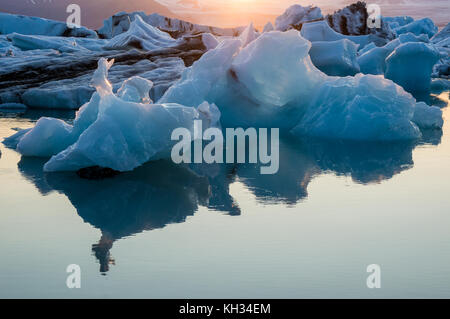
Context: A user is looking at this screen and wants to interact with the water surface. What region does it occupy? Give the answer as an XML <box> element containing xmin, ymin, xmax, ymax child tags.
<box><xmin>0</xmin><ymin>93</ymin><xmax>449</xmax><ymax>298</ymax></box>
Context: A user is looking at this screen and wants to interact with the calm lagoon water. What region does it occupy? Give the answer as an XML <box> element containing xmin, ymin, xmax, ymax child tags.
<box><xmin>0</xmin><ymin>93</ymin><xmax>449</xmax><ymax>298</ymax></box>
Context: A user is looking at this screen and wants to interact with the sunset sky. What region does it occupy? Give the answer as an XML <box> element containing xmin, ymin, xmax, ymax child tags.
<box><xmin>1</xmin><ymin>0</ymin><xmax>448</xmax><ymax>28</ymax></box>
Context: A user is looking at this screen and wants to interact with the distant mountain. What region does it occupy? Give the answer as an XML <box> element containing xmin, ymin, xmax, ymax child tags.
<box><xmin>0</xmin><ymin>0</ymin><xmax>177</xmax><ymax>29</ymax></box>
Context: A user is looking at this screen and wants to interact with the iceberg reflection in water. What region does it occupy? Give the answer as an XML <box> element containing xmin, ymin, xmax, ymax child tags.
<box><xmin>15</xmin><ymin>130</ymin><xmax>442</xmax><ymax>273</ymax></box>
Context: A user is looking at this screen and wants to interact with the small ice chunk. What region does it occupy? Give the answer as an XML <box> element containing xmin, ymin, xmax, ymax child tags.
<box><xmin>116</xmin><ymin>76</ymin><xmax>153</xmax><ymax>103</ymax></box>
<box><xmin>3</xmin><ymin>128</ymin><xmax>31</xmax><ymax>149</ymax></box>
<box><xmin>431</xmin><ymin>23</ymin><xmax>450</xmax><ymax>44</ymax></box>
<box><xmin>239</xmin><ymin>23</ymin><xmax>258</xmax><ymax>48</ymax></box>
<box><xmin>263</xmin><ymin>22</ymin><xmax>274</xmax><ymax>33</ymax></box>
<box><xmin>202</xmin><ymin>33</ymin><xmax>219</xmax><ymax>51</ymax></box>
<box><xmin>17</xmin><ymin>117</ymin><xmax>75</xmax><ymax>156</ymax></box>
<box><xmin>412</xmin><ymin>102</ymin><xmax>443</xmax><ymax>129</ymax></box>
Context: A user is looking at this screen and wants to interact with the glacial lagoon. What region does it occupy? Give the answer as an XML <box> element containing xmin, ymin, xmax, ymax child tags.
<box><xmin>1</xmin><ymin>92</ymin><xmax>449</xmax><ymax>298</ymax></box>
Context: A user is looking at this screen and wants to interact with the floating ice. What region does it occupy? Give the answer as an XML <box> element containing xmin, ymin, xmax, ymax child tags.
<box><xmin>412</xmin><ymin>102</ymin><xmax>443</xmax><ymax>129</ymax></box>
<box><xmin>161</xmin><ymin>29</ymin><xmax>435</xmax><ymax>140</ymax></box>
<box><xmin>358</xmin><ymin>32</ymin><xmax>430</xmax><ymax>76</ymax></box>
<box><xmin>105</xmin><ymin>16</ymin><xmax>178</xmax><ymax>51</ymax></box>
<box><xmin>116</xmin><ymin>76</ymin><xmax>153</xmax><ymax>103</ymax></box>
<box><xmin>6</xmin><ymin>33</ymin><xmax>107</xmax><ymax>52</ymax></box>
<box><xmin>431</xmin><ymin>23</ymin><xmax>450</xmax><ymax>44</ymax></box>
<box><xmin>383</xmin><ymin>16</ymin><xmax>414</xmax><ymax>30</ymax></box>
<box><xmin>2</xmin><ymin>8</ymin><xmax>447</xmax><ymax>172</ymax></box>
<box><xmin>385</xmin><ymin>42</ymin><xmax>440</xmax><ymax>94</ymax></box>
<box><xmin>202</xmin><ymin>33</ymin><xmax>219</xmax><ymax>51</ymax></box>
<box><xmin>263</xmin><ymin>22</ymin><xmax>274</xmax><ymax>33</ymax></box>
<box><xmin>0</xmin><ymin>12</ymin><xmax>97</xmax><ymax>38</ymax></box>
<box><xmin>239</xmin><ymin>23</ymin><xmax>258</xmax><ymax>48</ymax></box>
<box><xmin>300</xmin><ymin>20</ymin><xmax>370</xmax><ymax>48</ymax></box>
<box><xmin>275</xmin><ymin>5</ymin><xmax>322</xmax><ymax>31</ymax></box>
<box><xmin>5</xmin><ymin>58</ymin><xmax>220</xmax><ymax>172</ymax></box>
<box><xmin>394</xmin><ymin>18</ymin><xmax>438</xmax><ymax>39</ymax></box>
<box><xmin>98</xmin><ymin>11</ymin><xmax>245</xmax><ymax>39</ymax></box>
<box><xmin>358</xmin><ymin>42</ymin><xmax>376</xmax><ymax>55</ymax></box>
<box><xmin>291</xmin><ymin>74</ymin><xmax>421</xmax><ymax>141</ymax></box>
<box><xmin>17</xmin><ymin>117</ymin><xmax>76</xmax><ymax>157</ymax></box>
<box><xmin>160</xmin><ymin>38</ymin><xmax>242</xmax><ymax>108</ymax></box>
<box><xmin>309</xmin><ymin>39</ymin><xmax>360</xmax><ymax>76</ymax></box>
<box><xmin>230</xmin><ymin>30</ymin><xmax>324</xmax><ymax>107</ymax></box>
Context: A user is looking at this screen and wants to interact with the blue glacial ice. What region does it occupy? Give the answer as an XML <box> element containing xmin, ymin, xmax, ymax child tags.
<box><xmin>300</xmin><ymin>20</ymin><xmax>371</xmax><ymax>48</ymax></box>
<box><xmin>0</xmin><ymin>12</ymin><xmax>98</xmax><ymax>38</ymax></box>
<box><xmin>393</xmin><ymin>18</ymin><xmax>438</xmax><ymax>39</ymax></box>
<box><xmin>385</xmin><ymin>42</ymin><xmax>441</xmax><ymax>94</ymax></box>
<box><xmin>309</xmin><ymin>39</ymin><xmax>360</xmax><ymax>76</ymax></box>
<box><xmin>6</xmin><ymin>58</ymin><xmax>220</xmax><ymax>172</ymax></box>
<box><xmin>161</xmin><ymin>30</ymin><xmax>442</xmax><ymax>139</ymax></box>
<box><xmin>358</xmin><ymin>32</ymin><xmax>430</xmax><ymax>75</ymax></box>
<box><xmin>2</xmin><ymin>6</ymin><xmax>448</xmax><ymax>173</ymax></box>
<box><xmin>104</xmin><ymin>15</ymin><xmax>179</xmax><ymax>51</ymax></box>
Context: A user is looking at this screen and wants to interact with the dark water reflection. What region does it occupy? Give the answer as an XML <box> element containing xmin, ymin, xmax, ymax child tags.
<box><xmin>16</xmin><ymin>130</ymin><xmax>442</xmax><ymax>273</ymax></box>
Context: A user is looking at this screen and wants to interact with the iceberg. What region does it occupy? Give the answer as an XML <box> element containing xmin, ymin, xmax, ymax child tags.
<box><xmin>161</xmin><ymin>30</ymin><xmax>438</xmax><ymax>140</ymax></box>
<box><xmin>16</xmin><ymin>117</ymin><xmax>76</xmax><ymax>157</ymax></box>
<box><xmin>383</xmin><ymin>16</ymin><xmax>414</xmax><ymax>30</ymax></box>
<box><xmin>300</xmin><ymin>20</ymin><xmax>370</xmax><ymax>48</ymax></box>
<box><xmin>263</xmin><ymin>22</ymin><xmax>274</xmax><ymax>33</ymax></box>
<box><xmin>291</xmin><ymin>74</ymin><xmax>421</xmax><ymax>141</ymax></box>
<box><xmin>358</xmin><ymin>32</ymin><xmax>430</xmax><ymax>76</ymax></box>
<box><xmin>394</xmin><ymin>18</ymin><xmax>438</xmax><ymax>39</ymax></box>
<box><xmin>385</xmin><ymin>42</ymin><xmax>440</xmax><ymax>94</ymax></box>
<box><xmin>239</xmin><ymin>23</ymin><xmax>258</xmax><ymax>48</ymax></box>
<box><xmin>0</xmin><ymin>12</ymin><xmax>97</xmax><ymax>38</ymax></box>
<box><xmin>160</xmin><ymin>38</ymin><xmax>242</xmax><ymax>108</ymax></box>
<box><xmin>6</xmin><ymin>33</ymin><xmax>107</xmax><ymax>52</ymax></box>
<box><xmin>6</xmin><ymin>58</ymin><xmax>220</xmax><ymax>172</ymax></box>
<box><xmin>2</xmin><ymin>7</ymin><xmax>447</xmax><ymax>174</ymax></box>
<box><xmin>431</xmin><ymin>23</ymin><xmax>450</xmax><ymax>45</ymax></box>
<box><xmin>412</xmin><ymin>102</ymin><xmax>443</xmax><ymax>129</ymax></box>
<box><xmin>104</xmin><ymin>16</ymin><xmax>179</xmax><ymax>51</ymax></box>
<box><xmin>309</xmin><ymin>39</ymin><xmax>360</xmax><ymax>76</ymax></box>
<box><xmin>98</xmin><ymin>11</ymin><xmax>245</xmax><ymax>39</ymax></box>
<box><xmin>201</xmin><ymin>33</ymin><xmax>219</xmax><ymax>51</ymax></box>
<box><xmin>275</xmin><ymin>5</ymin><xmax>323</xmax><ymax>31</ymax></box>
